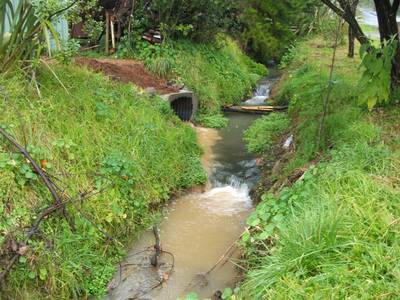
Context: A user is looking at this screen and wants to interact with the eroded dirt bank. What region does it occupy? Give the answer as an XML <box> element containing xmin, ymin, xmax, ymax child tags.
<box><xmin>75</xmin><ymin>57</ymin><xmax>179</xmax><ymax>94</ymax></box>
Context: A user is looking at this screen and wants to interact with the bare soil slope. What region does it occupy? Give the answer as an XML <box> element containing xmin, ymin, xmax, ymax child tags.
<box><xmin>75</xmin><ymin>57</ymin><xmax>178</xmax><ymax>94</ymax></box>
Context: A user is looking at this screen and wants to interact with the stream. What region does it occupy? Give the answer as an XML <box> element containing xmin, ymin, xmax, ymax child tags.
<box><xmin>105</xmin><ymin>71</ymin><xmax>279</xmax><ymax>300</ymax></box>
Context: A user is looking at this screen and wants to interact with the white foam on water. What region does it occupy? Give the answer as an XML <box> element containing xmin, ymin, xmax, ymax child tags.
<box><xmin>244</xmin><ymin>95</ymin><xmax>268</xmax><ymax>105</ymax></box>
<box><xmin>199</xmin><ymin>176</ymin><xmax>252</xmax><ymax>215</ymax></box>
<box><xmin>255</xmin><ymin>82</ymin><xmax>271</xmax><ymax>96</ymax></box>
<box><xmin>244</xmin><ymin>79</ymin><xmax>276</xmax><ymax>105</ymax></box>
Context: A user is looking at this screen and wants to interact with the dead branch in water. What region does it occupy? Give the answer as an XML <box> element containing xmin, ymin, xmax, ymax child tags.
<box><xmin>150</xmin><ymin>225</ymin><xmax>162</xmax><ymax>267</ymax></box>
<box><xmin>184</xmin><ymin>232</ymin><xmax>243</xmax><ymax>292</ymax></box>
<box><xmin>204</xmin><ymin>234</ymin><xmax>242</xmax><ymax>276</ymax></box>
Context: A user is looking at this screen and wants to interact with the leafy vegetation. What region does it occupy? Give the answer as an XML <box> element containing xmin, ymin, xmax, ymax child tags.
<box><xmin>0</xmin><ymin>0</ymin><xmax>63</xmax><ymax>73</ymax></box>
<box><xmin>169</xmin><ymin>38</ymin><xmax>266</xmax><ymax>118</ymax></box>
<box><xmin>320</xmin><ymin>0</ymin><xmax>400</xmax><ymax>87</ymax></box>
<box><xmin>67</xmin><ymin>0</ymin><xmax>103</xmax><ymax>43</ymax></box>
<box><xmin>243</xmin><ymin>113</ymin><xmax>289</xmax><ymax>155</ymax></box>
<box><xmin>234</xmin><ymin>0</ymin><xmax>322</xmax><ymax>63</ymax></box>
<box><xmin>0</xmin><ymin>64</ymin><xmax>206</xmax><ymax>299</ymax></box>
<box><xmin>3</xmin><ymin>0</ymin><xmax>400</xmax><ymax>299</ymax></box>
<box><xmin>358</xmin><ymin>39</ymin><xmax>397</xmax><ymax>109</ymax></box>
<box><xmin>129</xmin><ymin>0</ymin><xmax>232</xmax><ymax>41</ymax></box>
<box><xmin>195</xmin><ymin>113</ymin><xmax>229</xmax><ymax>129</ymax></box>
<box><xmin>274</xmin><ymin>37</ymin><xmax>366</xmax><ymax>169</ymax></box>
<box><xmin>240</xmin><ymin>36</ymin><xmax>400</xmax><ymax>299</ymax></box>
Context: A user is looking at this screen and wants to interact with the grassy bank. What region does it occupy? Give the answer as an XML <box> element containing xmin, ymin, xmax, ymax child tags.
<box><xmin>239</xmin><ymin>37</ymin><xmax>400</xmax><ymax>298</ymax></box>
<box><xmin>0</xmin><ymin>65</ymin><xmax>206</xmax><ymax>299</ymax></box>
<box><xmin>119</xmin><ymin>36</ymin><xmax>267</xmax><ymax>127</ymax></box>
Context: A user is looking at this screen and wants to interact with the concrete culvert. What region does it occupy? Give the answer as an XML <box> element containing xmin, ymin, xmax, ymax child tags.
<box><xmin>161</xmin><ymin>91</ymin><xmax>198</xmax><ymax>121</ymax></box>
<box><xmin>171</xmin><ymin>97</ymin><xmax>193</xmax><ymax>121</ymax></box>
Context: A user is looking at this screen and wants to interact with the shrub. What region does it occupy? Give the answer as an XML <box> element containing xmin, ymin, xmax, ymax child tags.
<box><xmin>235</xmin><ymin>0</ymin><xmax>321</xmax><ymax>63</ymax></box>
<box><xmin>124</xmin><ymin>0</ymin><xmax>234</xmax><ymax>42</ymax></box>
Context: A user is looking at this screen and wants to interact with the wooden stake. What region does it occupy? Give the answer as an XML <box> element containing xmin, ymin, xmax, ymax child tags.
<box><xmin>111</xmin><ymin>17</ymin><xmax>116</xmax><ymax>50</ymax></box>
<box><xmin>105</xmin><ymin>11</ymin><xmax>110</xmax><ymax>54</ymax></box>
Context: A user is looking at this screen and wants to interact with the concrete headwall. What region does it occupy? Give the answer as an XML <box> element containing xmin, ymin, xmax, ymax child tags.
<box><xmin>161</xmin><ymin>91</ymin><xmax>198</xmax><ymax>121</ymax></box>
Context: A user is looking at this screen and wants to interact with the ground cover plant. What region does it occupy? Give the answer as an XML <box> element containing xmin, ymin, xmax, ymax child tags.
<box><xmin>239</xmin><ymin>36</ymin><xmax>400</xmax><ymax>298</ymax></box>
<box><xmin>0</xmin><ymin>63</ymin><xmax>206</xmax><ymax>299</ymax></box>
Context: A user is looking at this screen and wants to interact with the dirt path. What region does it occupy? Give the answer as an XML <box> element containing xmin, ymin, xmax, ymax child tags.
<box><xmin>75</xmin><ymin>57</ymin><xmax>179</xmax><ymax>94</ymax></box>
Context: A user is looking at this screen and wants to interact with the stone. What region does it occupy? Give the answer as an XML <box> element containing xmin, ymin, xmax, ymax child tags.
<box><xmin>144</xmin><ymin>87</ymin><xmax>157</xmax><ymax>97</ymax></box>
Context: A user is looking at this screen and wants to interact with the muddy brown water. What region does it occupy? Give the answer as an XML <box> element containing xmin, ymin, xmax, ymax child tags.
<box><xmin>105</xmin><ymin>73</ymin><xmax>278</xmax><ymax>300</ymax></box>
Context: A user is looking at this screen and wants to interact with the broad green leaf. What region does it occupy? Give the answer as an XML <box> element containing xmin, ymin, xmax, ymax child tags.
<box><xmin>258</xmin><ymin>230</ymin><xmax>270</xmax><ymax>240</ymax></box>
<box><xmin>242</xmin><ymin>231</ymin><xmax>250</xmax><ymax>242</ymax></box>
<box><xmin>181</xmin><ymin>292</ymin><xmax>198</xmax><ymax>300</ymax></box>
<box><xmin>248</xmin><ymin>217</ymin><xmax>260</xmax><ymax>227</ymax></box>
<box><xmin>28</xmin><ymin>271</ymin><xmax>36</xmax><ymax>279</ymax></box>
<box><xmin>222</xmin><ymin>288</ymin><xmax>233</xmax><ymax>299</ymax></box>
<box><xmin>39</xmin><ymin>268</ymin><xmax>47</xmax><ymax>281</ymax></box>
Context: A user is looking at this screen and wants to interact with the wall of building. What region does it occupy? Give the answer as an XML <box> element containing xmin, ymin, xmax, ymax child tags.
<box><xmin>4</xmin><ymin>0</ymin><xmax>69</xmax><ymax>43</ymax></box>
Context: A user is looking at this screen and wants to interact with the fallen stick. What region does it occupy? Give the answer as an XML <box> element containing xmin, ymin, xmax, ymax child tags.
<box><xmin>0</xmin><ymin>128</ymin><xmax>67</xmax><ymax>216</ymax></box>
<box><xmin>0</xmin><ymin>198</ymin><xmax>72</xmax><ymax>283</ymax></box>
<box><xmin>222</xmin><ymin>105</ymin><xmax>288</xmax><ymax>114</ymax></box>
<box><xmin>150</xmin><ymin>225</ymin><xmax>161</xmax><ymax>267</ymax></box>
<box><xmin>204</xmin><ymin>232</ymin><xmax>242</xmax><ymax>276</ymax></box>
<box><xmin>0</xmin><ymin>129</ymin><xmax>118</xmax><ymax>282</ymax></box>
<box><xmin>185</xmin><ymin>233</ymin><xmax>243</xmax><ymax>292</ymax></box>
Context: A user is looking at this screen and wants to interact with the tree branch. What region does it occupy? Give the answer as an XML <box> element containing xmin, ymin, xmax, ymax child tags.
<box><xmin>321</xmin><ymin>0</ymin><xmax>369</xmax><ymax>45</ymax></box>
<box><xmin>0</xmin><ymin>128</ymin><xmax>63</xmax><ymax>207</ymax></box>
<box><xmin>49</xmin><ymin>0</ymin><xmax>79</xmax><ymax>20</ymax></box>
<box><xmin>320</xmin><ymin>0</ymin><xmax>346</xmax><ymax>18</ymax></box>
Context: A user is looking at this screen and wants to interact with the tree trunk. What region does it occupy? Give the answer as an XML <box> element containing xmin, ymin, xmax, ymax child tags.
<box><xmin>373</xmin><ymin>0</ymin><xmax>400</xmax><ymax>85</ymax></box>
<box><xmin>347</xmin><ymin>0</ymin><xmax>358</xmax><ymax>58</ymax></box>
<box><xmin>348</xmin><ymin>26</ymin><xmax>355</xmax><ymax>57</ymax></box>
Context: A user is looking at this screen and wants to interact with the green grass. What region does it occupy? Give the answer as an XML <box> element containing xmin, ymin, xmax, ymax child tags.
<box><xmin>243</xmin><ymin>113</ymin><xmax>289</xmax><ymax>155</ymax></box>
<box><xmin>195</xmin><ymin>113</ymin><xmax>229</xmax><ymax>129</ymax></box>
<box><xmin>0</xmin><ymin>64</ymin><xmax>206</xmax><ymax>299</ymax></box>
<box><xmin>240</xmin><ymin>37</ymin><xmax>400</xmax><ymax>299</ymax></box>
<box><xmin>360</xmin><ymin>23</ymin><xmax>379</xmax><ymax>39</ymax></box>
<box><xmin>274</xmin><ymin>36</ymin><xmax>365</xmax><ymax>172</ymax></box>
